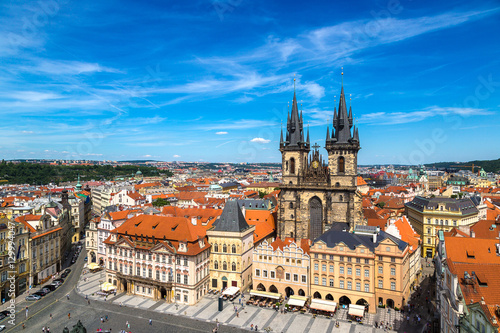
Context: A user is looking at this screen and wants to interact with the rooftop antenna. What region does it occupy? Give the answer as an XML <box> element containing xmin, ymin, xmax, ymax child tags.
<box><xmin>341</xmin><ymin>67</ymin><xmax>344</xmax><ymax>87</ymax></box>
<box><xmin>293</xmin><ymin>74</ymin><xmax>296</xmax><ymax>93</ymax></box>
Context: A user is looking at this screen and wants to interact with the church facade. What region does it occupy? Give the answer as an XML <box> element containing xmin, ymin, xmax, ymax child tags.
<box><xmin>278</xmin><ymin>81</ymin><xmax>365</xmax><ymax>241</ymax></box>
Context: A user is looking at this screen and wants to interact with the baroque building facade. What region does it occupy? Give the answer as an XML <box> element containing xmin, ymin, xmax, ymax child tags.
<box><xmin>278</xmin><ymin>80</ymin><xmax>364</xmax><ymax>241</ymax></box>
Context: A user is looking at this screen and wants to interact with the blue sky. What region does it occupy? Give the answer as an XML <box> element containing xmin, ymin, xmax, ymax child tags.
<box><xmin>1</xmin><ymin>0</ymin><xmax>499</xmax><ymax>165</ymax></box>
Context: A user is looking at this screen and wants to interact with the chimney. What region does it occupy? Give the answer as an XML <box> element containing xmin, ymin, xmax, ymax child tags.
<box><xmin>471</xmin><ymin>231</ymin><xmax>475</xmax><ymax>238</ymax></box>
<box><xmin>191</xmin><ymin>216</ymin><xmax>197</xmax><ymax>226</ymax></box>
<box><xmin>373</xmin><ymin>233</ymin><xmax>377</xmax><ymax>243</ymax></box>
<box><xmin>241</xmin><ymin>205</ymin><xmax>246</xmax><ymax>217</ymax></box>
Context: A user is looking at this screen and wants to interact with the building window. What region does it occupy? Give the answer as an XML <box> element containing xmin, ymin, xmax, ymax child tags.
<box><xmin>314</xmin><ymin>263</ymin><xmax>319</xmax><ymax>271</ymax></box>
<box><xmin>378</xmin><ymin>266</ymin><xmax>383</xmax><ymax>274</ymax></box>
<box><xmin>453</xmin><ymin>220</ymin><xmax>457</xmax><ymax>226</ymax></box>
<box><xmin>214</xmin><ymin>244</ymin><xmax>218</xmax><ymax>252</ymax></box>
<box><xmin>184</xmin><ymin>275</ymin><xmax>188</xmax><ymax>285</ymax></box>
<box><xmin>340</xmin><ymin>266</ymin><xmax>344</xmax><ymax>274</ymax></box>
<box><xmin>378</xmin><ymin>280</ymin><xmax>383</xmax><ymax>288</ymax></box>
<box><xmin>232</xmin><ymin>244</ymin><xmax>236</xmax><ymax>254</ymax></box>
<box><xmin>347</xmin><ymin>257</ymin><xmax>352</xmax><ymax>262</ymax></box>
<box><xmin>231</xmin><ymin>262</ymin><xmax>236</xmax><ymax>271</ymax></box>
<box><xmin>322</xmin><ymin>264</ymin><xmax>326</xmax><ymax>272</ymax></box>
<box><xmin>329</xmin><ymin>255</ymin><xmax>334</xmax><ymax>260</ymax></box>
<box><xmin>347</xmin><ymin>267</ymin><xmax>352</xmax><ymax>275</ymax></box>
<box><xmin>364</xmin><ymin>269</ymin><xmax>369</xmax><ymax>277</ymax></box>
<box><xmin>329</xmin><ymin>279</ymin><xmax>334</xmax><ymax>287</ymax></box>
<box><xmin>356</xmin><ymin>268</ymin><xmax>361</xmax><ymax>276</ymax></box>
<box><xmin>286</xmin><ymin>273</ymin><xmax>291</xmax><ymax>281</ymax></box>
<box><xmin>378</xmin><ymin>256</ymin><xmax>383</xmax><ymax>261</ymax></box>
<box><xmin>156</xmin><ymin>270</ymin><xmax>160</xmax><ymax>280</ymax></box>
<box><xmin>301</xmin><ymin>275</ymin><xmax>307</xmax><ymax>283</ymax></box>
<box><xmin>290</xmin><ymin>158</ymin><xmax>295</xmax><ymax>174</ymax></box>
<box><xmin>314</xmin><ymin>276</ymin><xmax>319</xmax><ymax>285</ymax></box>
<box><xmin>271</xmin><ymin>271</ymin><xmax>275</xmax><ymax>279</ymax></box>
<box><xmin>223</xmin><ymin>244</ymin><xmax>227</xmax><ymax>253</ymax></box>
<box><xmin>329</xmin><ymin>265</ymin><xmax>334</xmax><ymax>273</ymax></box>
<box><xmin>390</xmin><ymin>268</ymin><xmax>396</xmax><ymax>276</ymax></box>
<box><xmin>356</xmin><ymin>258</ymin><xmax>361</xmax><ymax>263</ymax></box>
<box><xmin>223</xmin><ymin>262</ymin><xmax>227</xmax><ymax>270</ymax></box>
<box><xmin>427</xmin><ymin>228</ymin><xmax>431</xmax><ymax>234</ymax></box>
<box><xmin>314</xmin><ymin>254</ymin><xmax>319</xmax><ymax>259</ymax></box>
<box><xmin>263</xmin><ymin>270</ymin><xmax>268</xmax><ymax>278</ymax></box>
<box><xmin>347</xmin><ymin>281</ymin><xmax>352</xmax><ymax>290</ymax></box>
<box><xmin>391</xmin><ymin>257</ymin><xmax>395</xmax><ymax>263</ymax></box>
<box><xmin>339</xmin><ymin>256</ymin><xmax>344</xmax><ymax>262</ymax></box>
<box><xmin>177</xmin><ymin>274</ymin><xmax>181</xmax><ymax>283</ymax></box>
<box><xmin>365</xmin><ymin>283</ymin><xmax>369</xmax><ymax>292</ymax></box>
<box><xmin>148</xmin><ymin>269</ymin><xmax>152</xmax><ymax>278</ymax></box>
<box><xmin>391</xmin><ymin>282</ymin><xmax>396</xmax><ymax>290</ymax></box>
<box><xmin>338</xmin><ymin>156</ymin><xmax>345</xmax><ymax>173</ymax></box>
<box><xmin>214</xmin><ymin>261</ymin><xmax>218</xmax><ymax>269</ymax></box>
<box><xmin>322</xmin><ymin>277</ymin><xmax>326</xmax><ymax>286</ymax></box>
<box><xmin>136</xmin><ymin>267</ymin><xmax>140</xmax><ymax>276</ymax></box>
<box><xmin>255</xmin><ymin>269</ymin><xmax>260</xmax><ymax>277</ymax></box>
<box><xmin>340</xmin><ymin>280</ymin><xmax>344</xmax><ymax>289</ymax></box>
<box><xmin>356</xmin><ymin>282</ymin><xmax>361</xmax><ymax>291</ymax></box>
<box><xmin>364</xmin><ymin>258</ymin><xmax>369</xmax><ymax>265</ymax></box>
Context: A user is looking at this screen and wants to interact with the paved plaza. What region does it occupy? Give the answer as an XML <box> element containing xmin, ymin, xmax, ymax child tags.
<box><xmin>77</xmin><ymin>268</ymin><xmax>432</xmax><ymax>333</ymax></box>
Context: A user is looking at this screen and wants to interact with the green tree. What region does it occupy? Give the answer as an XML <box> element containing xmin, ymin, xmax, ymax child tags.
<box><xmin>152</xmin><ymin>198</ymin><xmax>170</xmax><ymax>207</ymax></box>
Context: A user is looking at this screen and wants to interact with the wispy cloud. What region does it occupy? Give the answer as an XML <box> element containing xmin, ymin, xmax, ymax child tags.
<box><xmin>216</xmin><ymin>131</ymin><xmax>228</xmax><ymax>135</ymax></box>
<box><xmin>359</xmin><ymin>106</ymin><xmax>493</xmax><ymax>125</ymax></box>
<box><xmin>27</xmin><ymin>60</ymin><xmax>123</xmax><ymax>75</ymax></box>
<box><xmin>202</xmin><ymin>119</ymin><xmax>278</xmax><ymax>131</ymax></box>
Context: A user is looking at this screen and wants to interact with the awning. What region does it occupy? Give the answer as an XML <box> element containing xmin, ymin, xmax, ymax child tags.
<box><xmin>310</xmin><ymin>299</ymin><xmax>337</xmax><ymax>312</ymax></box>
<box><xmin>88</xmin><ymin>263</ymin><xmax>100</xmax><ymax>270</ymax></box>
<box><xmin>250</xmin><ymin>290</ymin><xmax>281</xmax><ymax>300</ymax></box>
<box><xmin>348</xmin><ymin>304</ymin><xmax>365</xmax><ymax>317</ymax></box>
<box><xmin>101</xmin><ymin>282</ymin><xmax>116</xmax><ymax>292</ymax></box>
<box><xmin>287</xmin><ymin>295</ymin><xmax>308</xmax><ymax>307</ymax></box>
<box><xmin>222</xmin><ymin>287</ymin><xmax>239</xmax><ymax>296</ymax></box>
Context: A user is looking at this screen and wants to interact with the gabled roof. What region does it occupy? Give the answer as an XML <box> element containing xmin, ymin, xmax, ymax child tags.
<box><xmin>211</xmin><ymin>200</ymin><xmax>251</xmax><ymax>233</ymax></box>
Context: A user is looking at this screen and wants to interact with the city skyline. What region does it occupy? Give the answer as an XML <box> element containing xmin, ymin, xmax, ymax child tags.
<box><xmin>1</xmin><ymin>0</ymin><xmax>499</xmax><ymax>164</ymax></box>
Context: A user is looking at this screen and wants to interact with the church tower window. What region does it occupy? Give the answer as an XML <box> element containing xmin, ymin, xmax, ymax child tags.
<box><xmin>338</xmin><ymin>156</ymin><xmax>345</xmax><ymax>173</ymax></box>
<box><xmin>290</xmin><ymin>158</ymin><xmax>295</xmax><ymax>174</ymax></box>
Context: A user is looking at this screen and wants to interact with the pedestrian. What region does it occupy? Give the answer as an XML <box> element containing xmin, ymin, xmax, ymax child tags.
<box><xmin>149</xmin><ymin>318</ymin><xmax>152</xmax><ymax>325</ymax></box>
<box><xmin>47</xmin><ymin>327</ymin><xmax>50</xmax><ymax>333</ymax></box>
<box><xmin>22</xmin><ymin>323</ymin><xmax>25</xmax><ymax>329</ymax></box>
<box><xmin>42</xmin><ymin>327</ymin><xmax>46</xmax><ymax>333</ymax></box>
<box><xmin>66</xmin><ymin>294</ymin><xmax>69</xmax><ymax>300</ymax></box>
<box><xmin>236</xmin><ymin>311</ymin><xmax>239</xmax><ymax>317</ymax></box>
<box><xmin>87</xmin><ymin>299</ymin><xmax>90</xmax><ymax>305</ymax></box>
<box><xmin>68</xmin><ymin>313</ymin><xmax>71</xmax><ymax>320</ymax></box>
<box><xmin>251</xmin><ymin>324</ymin><xmax>254</xmax><ymax>330</ymax></box>
<box><xmin>101</xmin><ymin>317</ymin><xmax>103</xmax><ymax>323</ymax></box>
<box><xmin>105</xmin><ymin>315</ymin><xmax>108</xmax><ymax>321</ymax></box>
<box><xmin>50</xmin><ymin>313</ymin><xmax>52</xmax><ymax>320</ymax></box>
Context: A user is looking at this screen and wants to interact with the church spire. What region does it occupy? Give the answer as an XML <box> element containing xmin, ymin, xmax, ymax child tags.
<box><xmin>281</xmin><ymin>76</ymin><xmax>308</xmax><ymax>151</ymax></box>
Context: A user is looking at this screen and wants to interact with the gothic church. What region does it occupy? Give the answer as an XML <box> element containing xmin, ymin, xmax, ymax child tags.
<box><xmin>278</xmin><ymin>79</ymin><xmax>365</xmax><ymax>241</ymax></box>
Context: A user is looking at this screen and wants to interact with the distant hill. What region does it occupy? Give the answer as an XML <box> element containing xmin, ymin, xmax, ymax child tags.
<box><xmin>425</xmin><ymin>158</ymin><xmax>500</xmax><ymax>173</ymax></box>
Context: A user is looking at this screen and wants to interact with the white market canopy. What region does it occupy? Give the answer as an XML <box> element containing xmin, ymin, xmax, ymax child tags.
<box><xmin>222</xmin><ymin>287</ymin><xmax>239</xmax><ymax>296</ymax></box>
<box><xmin>310</xmin><ymin>299</ymin><xmax>337</xmax><ymax>312</ymax></box>
<box><xmin>287</xmin><ymin>295</ymin><xmax>308</xmax><ymax>307</ymax></box>
<box><xmin>250</xmin><ymin>290</ymin><xmax>281</xmax><ymax>300</ymax></box>
<box><xmin>348</xmin><ymin>304</ymin><xmax>365</xmax><ymax>317</ymax></box>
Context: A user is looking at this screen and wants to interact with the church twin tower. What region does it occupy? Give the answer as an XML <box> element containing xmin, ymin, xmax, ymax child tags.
<box><xmin>278</xmin><ymin>78</ymin><xmax>364</xmax><ymax>241</ymax></box>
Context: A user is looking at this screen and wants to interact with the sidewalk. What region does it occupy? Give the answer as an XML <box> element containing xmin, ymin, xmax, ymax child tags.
<box><xmin>77</xmin><ymin>271</ymin><xmax>397</xmax><ymax>333</ymax></box>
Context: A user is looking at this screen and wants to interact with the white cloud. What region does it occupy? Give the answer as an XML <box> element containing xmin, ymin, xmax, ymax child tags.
<box><xmin>216</xmin><ymin>131</ymin><xmax>228</xmax><ymax>135</ymax></box>
<box><xmin>143</xmin><ymin>155</ymin><xmax>152</xmax><ymax>158</ymax></box>
<box><xmin>359</xmin><ymin>106</ymin><xmax>493</xmax><ymax>125</ymax></box>
<box><xmin>302</xmin><ymin>81</ymin><xmax>325</xmax><ymax>99</ymax></box>
<box><xmin>250</xmin><ymin>138</ymin><xmax>271</xmax><ymax>144</ymax></box>
<box><xmin>173</xmin><ymin>154</ymin><xmax>181</xmax><ymax>158</ymax></box>
<box><xmin>21</xmin><ymin>130</ymin><xmax>34</xmax><ymax>134</ymax></box>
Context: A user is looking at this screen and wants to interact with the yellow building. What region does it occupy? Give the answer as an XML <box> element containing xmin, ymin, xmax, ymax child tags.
<box><xmin>309</xmin><ymin>225</ymin><xmax>411</xmax><ymax>313</ymax></box>
<box><xmin>207</xmin><ymin>201</ymin><xmax>255</xmax><ymax>291</ymax></box>
<box><xmin>405</xmin><ymin>196</ymin><xmax>479</xmax><ymax>258</ymax></box>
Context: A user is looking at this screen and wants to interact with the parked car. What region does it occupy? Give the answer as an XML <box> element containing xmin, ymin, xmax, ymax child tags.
<box><xmin>54</xmin><ymin>278</ymin><xmax>64</xmax><ymax>284</ymax></box>
<box><xmin>61</xmin><ymin>269</ymin><xmax>71</xmax><ymax>278</ymax></box>
<box><xmin>0</xmin><ymin>324</ymin><xmax>5</xmax><ymax>331</ymax></box>
<box><xmin>50</xmin><ymin>281</ymin><xmax>61</xmax><ymax>288</ymax></box>
<box><xmin>45</xmin><ymin>285</ymin><xmax>57</xmax><ymax>292</ymax></box>
<box><xmin>25</xmin><ymin>295</ymin><xmax>41</xmax><ymax>301</ymax></box>
<box><xmin>41</xmin><ymin>287</ymin><xmax>52</xmax><ymax>294</ymax></box>
<box><xmin>84</xmin><ymin>257</ymin><xmax>88</xmax><ymax>262</ymax></box>
<box><xmin>0</xmin><ymin>313</ymin><xmax>6</xmax><ymax>320</ymax></box>
<box><xmin>0</xmin><ymin>310</ymin><xmax>9</xmax><ymax>317</ymax></box>
<box><xmin>33</xmin><ymin>290</ymin><xmax>47</xmax><ymax>297</ymax></box>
